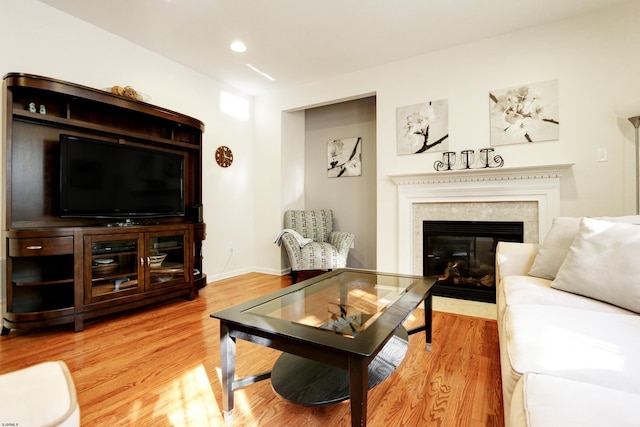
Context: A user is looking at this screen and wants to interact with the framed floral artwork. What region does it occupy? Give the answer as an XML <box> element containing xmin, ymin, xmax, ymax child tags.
<box><xmin>327</xmin><ymin>137</ymin><xmax>362</xmax><ymax>178</ymax></box>
<box><xmin>489</xmin><ymin>79</ymin><xmax>559</xmax><ymax>145</ymax></box>
<box><xmin>396</xmin><ymin>99</ymin><xmax>449</xmax><ymax>155</ymax></box>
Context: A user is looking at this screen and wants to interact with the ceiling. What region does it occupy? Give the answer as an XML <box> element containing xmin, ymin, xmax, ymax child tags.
<box><xmin>39</xmin><ymin>0</ymin><xmax>628</xmax><ymax>96</ymax></box>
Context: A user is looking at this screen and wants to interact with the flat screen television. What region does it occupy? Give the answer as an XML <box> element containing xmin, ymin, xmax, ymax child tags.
<box><xmin>59</xmin><ymin>134</ymin><xmax>185</xmax><ymax>219</ymax></box>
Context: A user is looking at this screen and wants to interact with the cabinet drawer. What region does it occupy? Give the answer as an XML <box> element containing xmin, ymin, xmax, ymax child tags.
<box><xmin>9</xmin><ymin>237</ymin><xmax>74</xmax><ymax>257</ymax></box>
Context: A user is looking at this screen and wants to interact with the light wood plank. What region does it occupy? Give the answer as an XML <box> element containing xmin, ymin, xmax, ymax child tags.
<box><xmin>0</xmin><ymin>272</ymin><xmax>503</xmax><ymax>426</ymax></box>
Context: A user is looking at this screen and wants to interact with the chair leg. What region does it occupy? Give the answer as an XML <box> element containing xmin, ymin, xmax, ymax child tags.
<box><xmin>290</xmin><ymin>271</ymin><xmax>298</xmax><ymax>284</ymax></box>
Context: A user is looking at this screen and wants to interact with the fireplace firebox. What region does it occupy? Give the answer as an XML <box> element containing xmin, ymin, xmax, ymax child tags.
<box><xmin>423</xmin><ymin>220</ymin><xmax>523</xmax><ymax>303</ymax></box>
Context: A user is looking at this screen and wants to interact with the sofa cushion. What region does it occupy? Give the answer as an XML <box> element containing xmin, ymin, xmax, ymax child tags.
<box><xmin>497</xmin><ymin>275</ymin><xmax>633</xmax><ymax>322</ymax></box>
<box><xmin>503</xmin><ymin>304</ymin><xmax>640</xmax><ymax>399</ymax></box>
<box><xmin>551</xmin><ymin>218</ymin><xmax>640</xmax><ymax>313</ymax></box>
<box><xmin>528</xmin><ymin>215</ymin><xmax>640</xmax><ymax>280</ymax></box>
<box><xmin>510</xmin><ymin>373</ymin><xmax>640</xmax><ymax>427</ymax></box>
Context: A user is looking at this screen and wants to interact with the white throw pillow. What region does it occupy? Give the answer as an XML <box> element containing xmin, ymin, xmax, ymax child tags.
<box><xmin>550</xmin><ymin>217</ymin><xmax>640</xmax><ymax>313</ymax></box>
<box><xmin>529</xmin><ymin>215</ymin><xmax>640</xmax><ymax>280</ymax></box>
<box><xmin>528</xmin><ymin>217</ymin><xmax>581</xmax><ymax>279</ymax></box>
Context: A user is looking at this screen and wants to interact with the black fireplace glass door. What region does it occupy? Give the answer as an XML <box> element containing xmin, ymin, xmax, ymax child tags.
<box><xmin>423</xmin><ymin>220</ymin><xmax>523</xmax><ymax>303</ymax></box>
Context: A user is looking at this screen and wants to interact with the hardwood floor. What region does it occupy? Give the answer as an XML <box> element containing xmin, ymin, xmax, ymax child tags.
<box><xmin>0</xmin><ymin>272</ymin><xmax>504</xmax><ymax>426</ymax></box>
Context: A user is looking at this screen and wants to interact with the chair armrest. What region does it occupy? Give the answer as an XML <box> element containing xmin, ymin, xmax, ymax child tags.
<box><xmin>280</xmin><ymin>233</ymin><xmax>303</xmax><ymax>270</ymax></box>
<box><xmin>329</xmin><ymin>231</ymin><xmax>355</xmax><ymax>255</ymax></box>
<box><xmin>495</xmin><ymin>241</ymin><xmax>539</xmax><ymax>281</ymax></box>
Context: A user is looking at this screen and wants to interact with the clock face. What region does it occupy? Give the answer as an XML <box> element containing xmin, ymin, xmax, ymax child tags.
<box><xmin>215</xmin><ymin>145</ymin><xmax>233</xmax><ymax>167</ymax></box>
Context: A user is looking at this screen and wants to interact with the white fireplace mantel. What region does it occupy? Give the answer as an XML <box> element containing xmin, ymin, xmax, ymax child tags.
<box><xmin>389</xmin><ymin>163</ymin><xmax>574</xmax><ymax>186</ymax></box>
<box><xmin>390</xmin><ymin>163</ymin><xmax>574</xmax><ymax>274</ymax></box>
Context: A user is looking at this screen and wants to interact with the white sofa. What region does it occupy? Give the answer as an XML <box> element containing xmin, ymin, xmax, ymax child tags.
<box><xmin>496</xmin><ymin>216</ymin><xmax>640</xmax><ymax>427</ymax></box>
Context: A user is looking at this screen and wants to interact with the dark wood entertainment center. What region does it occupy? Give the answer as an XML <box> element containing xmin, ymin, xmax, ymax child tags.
<box><xmin>2</xmin><ymin>73</ymin><xmax>206</xmax><ymax>334</ymax></box>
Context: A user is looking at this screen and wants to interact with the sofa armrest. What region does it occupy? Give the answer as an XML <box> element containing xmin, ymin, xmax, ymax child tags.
<box><xmin>495</xmin><ymin>241</ymin><xmax>539</xmax><ymax>281</ymax></box>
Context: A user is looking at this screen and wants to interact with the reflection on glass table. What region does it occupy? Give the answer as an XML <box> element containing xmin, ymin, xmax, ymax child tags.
<box><xmin>245</xmin><ymin>271</ymin><xmax>417</xmax><ymax>337</ymax></box>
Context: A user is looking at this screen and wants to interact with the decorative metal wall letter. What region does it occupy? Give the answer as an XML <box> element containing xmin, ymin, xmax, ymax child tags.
<box><xmin>489</xmin><ymin>79</ymin><xmax>559</xmax><ymax>146</ymax></box>
<box><xmin>479</xmin><ymin>148</ymin><xmax>504</xmax><ymax>168</ymax></box>
<box><xmin>327</xmin><ymin>137</ymin><xmax>362</xmax><ymax>178</ymax></box>
<box><xmin>460</xmin><ymin>150</ymin><xmax>474</xmax><ymax>169</ymax></box>
<box><xmin>434</xmin><ymin>151</ymin><xmax>456</xmax><ymax>171</ymax></box>
<box><xmin>434</xmin><ymin>148</ymin><xmax>504</xmax><ymax>171</ymax></box>
<box><xmin>396</xmin><ymin>99</ymin><xmax>449</xmax><ymax>155</ymax></box>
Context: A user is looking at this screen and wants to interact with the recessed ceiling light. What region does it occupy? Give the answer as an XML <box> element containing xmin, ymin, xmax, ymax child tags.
<box><xmin>230</xmin><ymin>41</ymin><xmax>247</xmax><ymax>53</ymax></box>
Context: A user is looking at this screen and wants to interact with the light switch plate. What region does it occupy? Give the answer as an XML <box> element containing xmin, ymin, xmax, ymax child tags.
<box><xmin>597</xmin><ymin>148</ymin><xmax>608</xmax><ymax>162</ymax></box>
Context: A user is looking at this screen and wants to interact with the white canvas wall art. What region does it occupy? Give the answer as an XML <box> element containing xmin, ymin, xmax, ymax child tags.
<box><xmin>489</xmin><ymin>79</ymin><xmax>559</xmax><ymax>145</ymax></box>
<box><xmin>327</xmin><ymin>137</ymin><xmax>362</xmax><ymax>177</ymax></box>
<box><xmin>396</xmin><ymin>99</ymin><xmax>449</xmax><ymax>155</ymax></box>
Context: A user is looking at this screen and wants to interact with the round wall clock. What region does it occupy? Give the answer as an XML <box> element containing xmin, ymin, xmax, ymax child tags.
<box><xmin>215</xmin><ymin>145</ymin><xmax>233</xmax><ymax>167</ymax></box>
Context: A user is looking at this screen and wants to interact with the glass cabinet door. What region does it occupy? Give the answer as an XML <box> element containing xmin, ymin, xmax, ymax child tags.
<box><xmin>146</xmin><ymin>231</ymin><xmax>188</xmax><ymax>291</ymax></box>
<box><xmin>85</xmin><ymin>233</ymin><xmax>142</xmax><ymax>303</ymax></box>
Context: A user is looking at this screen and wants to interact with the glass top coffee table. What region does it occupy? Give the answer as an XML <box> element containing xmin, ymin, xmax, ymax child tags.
<box><xmin>211</xmin><ymin>269</ymin><xmax>436</xmax><ymax>427</ymax></box>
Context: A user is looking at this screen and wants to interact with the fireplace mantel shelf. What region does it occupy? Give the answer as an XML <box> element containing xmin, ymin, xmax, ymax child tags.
<box><xmin>389</xmin><ymin>163</ymin><xmax>574</xmax><ymax>186</ymax></box>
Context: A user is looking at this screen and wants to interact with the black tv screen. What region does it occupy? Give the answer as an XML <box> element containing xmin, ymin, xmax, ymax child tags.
<box><xmin>60</xmin><ymin>134</ymin><xmax>185</xmax><ymax>219</ymax></box>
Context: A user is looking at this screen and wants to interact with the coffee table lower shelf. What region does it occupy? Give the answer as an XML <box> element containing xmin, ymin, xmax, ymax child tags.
<box><xmin>271</xmin><ymin>327</ymin><xmax>409</xmax><ymax>406</ymax></box>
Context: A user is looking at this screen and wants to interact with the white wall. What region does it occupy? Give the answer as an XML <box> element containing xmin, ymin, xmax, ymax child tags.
<box><xmin>254</xmin><ymin>1</ymin><xmax>640</xmax><ymax>274</ymax></box>
<box><xmin>1</xmin><ymin>0</ymin><xmax>255</xmax><ymax>282</ymax></box>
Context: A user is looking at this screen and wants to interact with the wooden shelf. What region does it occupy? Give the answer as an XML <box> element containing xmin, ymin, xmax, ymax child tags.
<box><xmin>13</xmin><ymin>278</ymin><xmax>75</xmax><ymax>287</ymax></box>
<box><xmin>91</xmin><ymin>272</ymin><xmax>139</xmax><ymax>283</ymax></box>
<box><xmin>92</xmin><ymin>280</ymin><xmax>139</xmax><ymax>297</ymax></box>
<box><xmin>150</xmin><ymin>262</ymin><xmax>184</xmax><ymax>275</ymax></box>
<box><xmin>13</xmin><ymin>111</ymin><xmax>201</xmax><ymax>151</ymax></box>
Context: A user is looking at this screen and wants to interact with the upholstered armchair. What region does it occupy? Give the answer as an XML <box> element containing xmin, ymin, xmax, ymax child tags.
<box><xmin>277</xmin><ymin>209</ymin><xmax>355</xmax><ymax>283</ymax></box>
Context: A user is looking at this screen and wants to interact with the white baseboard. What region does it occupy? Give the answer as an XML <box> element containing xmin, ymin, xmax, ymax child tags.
<box><xmin>205</xmin><ymin>266</ymin><xmax>288</xmax><ymax>283</ymax></box>
<box><xmin>252</xmin><ymin>266</ymin><xmax>290</xmax><ymax>276</ymax></box>
<box><xmin>206</xmin><ymin>267</ymin><xmax>252</xmax><ymax>283</ymax></box>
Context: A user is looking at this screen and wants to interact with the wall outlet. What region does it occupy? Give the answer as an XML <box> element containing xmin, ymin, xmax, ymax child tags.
<box><xmin>597</xmin><ymin>148</ymin><xmax>608</xmax><ymax>162</ymax></box>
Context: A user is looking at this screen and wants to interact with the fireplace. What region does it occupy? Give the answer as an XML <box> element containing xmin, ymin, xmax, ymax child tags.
<box><xmin>390</xmin><ymin>164</ymin><xmax>572</xmax><ymax>304</ymax></box>
<box><xmin>423</xmin><ymin>220</ymin><xmax>523</xmax><ymax>303</ymax></box>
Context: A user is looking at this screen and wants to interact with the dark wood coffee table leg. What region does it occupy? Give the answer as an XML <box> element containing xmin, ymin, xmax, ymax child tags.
<box><xmin>220</xmin><ymin>321</ymin><xmax>236</xmax><ymax>424</ymax></box>
<box><xmin>425</xmin><ymin>293</ymin><xmax>432</xmax><ymax>351</ymax></box>
<box><xmin>349</xmin><ymin>355</ymin><xmax>368</xmax><ymax>427</ymax></box>
<box><xmin>407</xmin><ymin>292</ymin><xmax>433</xmax><ymax>351</ymax></box>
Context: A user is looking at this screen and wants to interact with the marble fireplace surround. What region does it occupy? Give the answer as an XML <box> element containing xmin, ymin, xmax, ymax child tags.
<box><xmin>390</xmin><ymin>163</ymin><xmax>574</xmax><ymax>276</ymax></box>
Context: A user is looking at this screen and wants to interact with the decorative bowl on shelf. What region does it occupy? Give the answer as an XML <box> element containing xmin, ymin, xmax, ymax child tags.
<box><xmin>149</xmin><ymin>253</ymin><xmax>168</xmax><ymax>268</ymax></box>
<box><xmin>104</xmin><ymin>85</ymin><xmax>151</xmax><ymax>102</ymax></box>
<box><xmin>92</xmin><ymin>262</ymin><xmax>118</xmax><ymax>275</ymax></box>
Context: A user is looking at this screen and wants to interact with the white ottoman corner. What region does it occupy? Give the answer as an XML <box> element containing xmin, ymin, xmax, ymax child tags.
<box><xmin>0</xmin><ymin>361</ymin><xmax>80</xmax><ymax>427</ymax></box>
